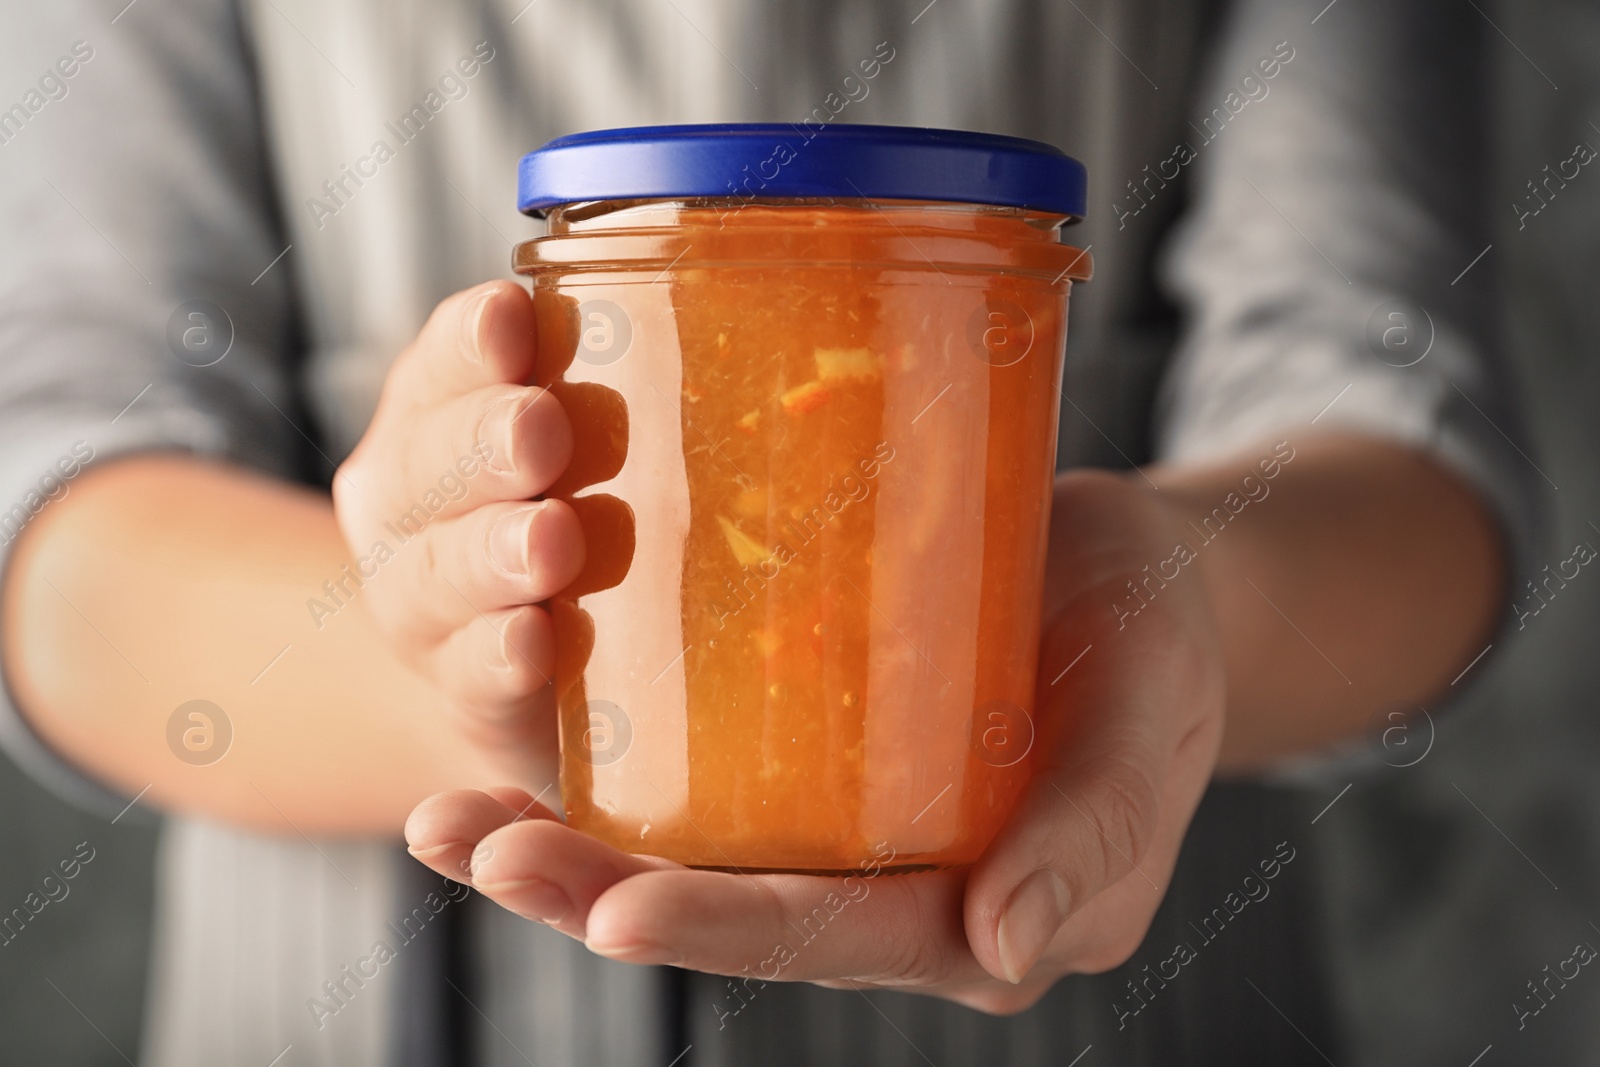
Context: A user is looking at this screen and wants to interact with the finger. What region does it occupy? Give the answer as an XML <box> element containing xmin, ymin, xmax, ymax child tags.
<box><xmin>470</xmin><ymin>818</ymin><xmax>678</xmax><ymax>939</ymax></box>
<box><xmin>1046</xmin><ymin>715</ymin><xmax>1218</xmax><ymax>974</ymax></box>
<box><xmin>387</xmin><ymin>383</ymin><xmax>573</xmax><ymax>525</ymax></box>
<box><xmin>803</xmin><ymin>971</ymin><xmax>1059</xmax><ymax>1017</ymax></box>
<box><xmin>382</xmin><ymin>498</ymin><xmax>585</xmax><ymax>640</ymax></box>
<box><xmin>391</xmin><ymin>280</ymin><xmax>539</xmax><ymax>401</ymax></box>
<box><xmin>442</xmin><ymin>805</ymin><xmax>996</xmax><ymax>989</ymax></box>
<box><xmin>429</xmin><ymin>608</ymin><xmax>565</xmax><ymax>774</ymax></box>
<box><xmin>462</xmin><ymin>814</ymin><xmax>960</xmax><ymax>978</ymax></box>
<box><xmin>815</xmin><ymin>968</ymin><xmax>1060</xmax><ymax>1018</ymax></box>
<box><xmin>583</xmin><ymin>867</ymin><xmax>990</xmax><ymax>986</ymax></box>
<box><xmin>405</xmin><ymin>787</ymin><xmax>559</xmax><ymax>884</ymax></box>
<box><xmin>429</xmin><ymin>605</ymin><xmax>556</xmax><ymax>723</ymax></box>
<box><xmin>966</xmin><ymin>608</ymin><xmax>1219</xmax><ymax>985</ymax></box>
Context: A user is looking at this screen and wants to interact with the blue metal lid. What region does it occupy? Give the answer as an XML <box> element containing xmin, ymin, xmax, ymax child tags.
<box><xmin>518</xmin><ymin>123</ymin><xmax>1087</xmax><ymax>219</ymax></box>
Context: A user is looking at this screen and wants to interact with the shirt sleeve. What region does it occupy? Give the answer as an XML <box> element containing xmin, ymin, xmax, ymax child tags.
<box><xmin>1151</xmin><ymin>0</ymin><xmax>1550</xmax><ymax>775</ymax></box>
<box><xmin>0</xmin><ymin>0</ymin><xmax>303</xmax><ymax>815</ymax></box>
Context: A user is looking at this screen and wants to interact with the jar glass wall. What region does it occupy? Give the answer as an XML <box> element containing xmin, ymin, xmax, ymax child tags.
<box><xmin>515</xmin><ymin>196</ymin><xmax>1091</xmax><ymax>873</ymax></box>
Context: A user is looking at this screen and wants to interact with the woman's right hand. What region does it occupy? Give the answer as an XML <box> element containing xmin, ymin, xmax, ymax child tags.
<box><xmin>333</xmin><ymin>280</ymin><xmax>583</xmax><ymax>783</ymax></box>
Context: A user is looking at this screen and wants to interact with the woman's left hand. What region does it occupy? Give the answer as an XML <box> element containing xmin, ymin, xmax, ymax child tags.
<box><xmin>404</xmin><ymin>469</ymin><xmax>1224</xmax><ymax>1013</ymax></box>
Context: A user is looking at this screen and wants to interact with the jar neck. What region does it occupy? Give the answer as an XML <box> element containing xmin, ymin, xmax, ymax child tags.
<box><xmin>518</xmin><ymin>198</ymin><xmax>1093</xmax><ymax>284</ymax></box>
<box><xmin>545</xmin><ymin>197</ymin><xmax>1072</xmax><ymax>240</ymax></box>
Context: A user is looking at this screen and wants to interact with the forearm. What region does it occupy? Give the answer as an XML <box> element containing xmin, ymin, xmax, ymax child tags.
<box><xmin>1143</xmin><ymin>433</ymin><xmax>1505</xmax><ymax>771</ymax></box>
<box><xmin>1</xmin><ymin>454</ymin><xmax>516</xmax><ymax>836</ymax></box>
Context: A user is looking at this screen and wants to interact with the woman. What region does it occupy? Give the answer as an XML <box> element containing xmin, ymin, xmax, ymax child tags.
<box><xmin>0</xmin><ymin>0</ymin><xmax>1527</xmax><ymax>1062</ymax></box>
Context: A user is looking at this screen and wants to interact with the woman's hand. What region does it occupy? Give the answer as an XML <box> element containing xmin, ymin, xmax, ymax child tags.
<box><xmin>405</xmin><ymin>469</ymin><xmax>1225</xmax><ymax>1012</ymax></box>
<box><xmin>335</xmin><ymin>280</ymin><xmax>580</xmax><ymax>785</ymax></box>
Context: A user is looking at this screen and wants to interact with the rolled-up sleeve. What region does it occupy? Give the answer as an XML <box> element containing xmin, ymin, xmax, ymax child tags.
<box><xmin>0</xmin><ymin>0</ymin><xmax>301</xmax><ymax>813</ymax></box>
<box><xmin>1152</xmin><ymin>0</ymin><xmax>1550</xmax><ymax>769</ymax></box>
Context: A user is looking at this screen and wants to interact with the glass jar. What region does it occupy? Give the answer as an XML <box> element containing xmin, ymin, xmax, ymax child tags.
<box><xmin>513</xmin><ymin>125</ymin><xmax>1091</xmax><ymax>873</ymax></box>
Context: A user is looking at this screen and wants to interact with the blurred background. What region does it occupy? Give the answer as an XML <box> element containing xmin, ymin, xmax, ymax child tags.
<box><xmin>2</xmin><ymin>0</ymin><xmax>1599</xmax><ymax>1063</ymax></box>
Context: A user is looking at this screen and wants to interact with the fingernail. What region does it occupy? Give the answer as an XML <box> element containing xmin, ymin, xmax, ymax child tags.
<box><xmin>996</xmin><ymin>869</ymin><xmax>1069</xmax><ymax>984</ymax></box>
<box><xmin>478</xmin><ymin>876</ymin><xmax>572</xmax><ymax>925</ymax></box>
<box><xmin>487</xmin><ymin>622</ymin><xmax>514</xmax><ymax>671</ymax></box>
<box><xmin>489</xmin><ymin>505</ymin><xmax>541</xmax><ymax>577</ymax></box>
<box><xmin>481</xmin><ymin>396</ymin><xmax>528</xmax><ymax>475</ymax></box>
<box><xmin>461</xmin><ymin>288</ymin><xmax>494</xmax><ymax>364</ymax></box>
<box><xmin>586</xmin><ymin>939</ymin><xmax>681</xmax><ymax>967</ymax></box>
<box><xmin>406</xmin><ymin>841</ymin><xmax>466</xmax><ymax>862</ymax></box>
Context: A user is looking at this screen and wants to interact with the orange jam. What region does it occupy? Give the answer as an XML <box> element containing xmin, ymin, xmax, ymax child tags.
<box><xmin>516</xmin><ymin>198</ymin><xmax>1090</xmax><ymax>872</ymax></box>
